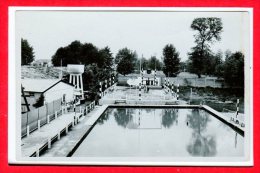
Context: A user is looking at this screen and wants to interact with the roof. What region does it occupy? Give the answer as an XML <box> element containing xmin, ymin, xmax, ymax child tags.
<box><xmin>22</xmin><ymin>79</ymin><xmax>74</xmax><ymax>93</ymax></box>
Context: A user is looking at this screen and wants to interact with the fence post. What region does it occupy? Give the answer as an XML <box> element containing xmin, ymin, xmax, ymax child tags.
<box><xmin>57</xmin><ymin>132</ymin><xmax>60</xmax><ymax>140</ymax></box>
<box><xmin>26</xmin><ymin>125</ymin><xmax>30</xmax><ymax>137</ymax></box>
<box><xmin>61</xmin><ymin>106</ymin><xmax>64</xmax><ymax>115</ymax></box>
<box><xmin>47</xmin><ymin>115</ymin><xmax>50</xmax><ymax>124</ymax></box>
<box><xmin>86</xmin><ymin>106</ymin><xmax>88</xmax><ymax>115</ymax></box>
<box><xmin>38</xmin><ymin>120</ymin><xmax>41</xmax><ymax>130</ymax></box>
<box><xmin>64</xmin><ymin>105</ymin><xmax>68</xmax><ymax>114</ymax></box>
<box><xmin>48</xmin><ymin>138</ymin><xmax>51</xmax><ymax>149</ymax></box>
<box><xmin>65</xmin><ymin>126</ymin><xmax>68</xmax><ymax>134</ymax></box>
<box><xmin>55</xmin><ymin>111</ymin><xmax>57</xmax><ymax>119</ymax></box>
<box><xmin>72</xmin><ymin>116</ymin><xmax>75</xmax><ymax>127</ymax></box>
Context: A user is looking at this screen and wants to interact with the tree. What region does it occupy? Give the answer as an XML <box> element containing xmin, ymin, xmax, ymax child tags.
<box><xmin>223</xmin><ymin>51</ymin><xmax>244</xmax><ymax>88</ymax></box>
<box><xmin>140</xmin><ymin>57</ymin><xmax>149</xmax><ymax>70</ymax></box>
<box><xmin>187</xmin><ymin>46</ymin><xmax>205</xmax><ymax>77</ymax></box>
<box><xmin>80</xmin><ymin>43</ymin><xmax>99</xmax><ymax>65</ymax></box>
<box><xmin>148</xmin><ymin>56</ymin><xmax>162</xmax><ymax>70</ymax></box>
<box><xmin>162</xmin><ymin>44</ymin><xmax>180</xmax><ymax>77</ymax></box>
<box><xmin>214</xmin><ymin>50</ymin><xmax>224</xmax><ymax>77</ymax></box>
<box><xmin>33</xmin><ymin>94</ymin><xmax>44</xmax><ymax>108</ymax></box>
<box><xmin>99</xmin><ymin>46</ymin><xmax>114</xmax><ymax>71</ymax></box>
<box><xmin>188</xmin><ymin>18</ymin><xmax>223</xmax><ymax>77</ymax></box>
<box><xmin>21</xmin><ymin>38</ymin><xmax>35</xmax><ymax>65</ymax></box>
<box><xmin>116</xmin><ymin>48</ymin><xmax>136</xmax><ymax>75</ymax></box>
<box><xmin>52</xmin><ymin>40</ymin><xmax>82</xmax><ymax>66</ymax></box>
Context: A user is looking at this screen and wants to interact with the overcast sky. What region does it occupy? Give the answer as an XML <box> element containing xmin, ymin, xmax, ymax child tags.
<box><xmin>16</xmin><ymin>10</ymin><xmax>249</xmax><ymax>61</ymax></box>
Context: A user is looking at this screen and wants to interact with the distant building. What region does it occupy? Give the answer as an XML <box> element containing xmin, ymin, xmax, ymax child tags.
<box><xmin>32</xmin><ymin>59</ymin><xmax>53</xmax><ymax>67</ymax></box>
<box><xmin>21</xmin><ymin>79</ymin><xmax>75</xmax><ymax>112</ymax></box>
<box><xmin>118</xmin><ymin>70</ymin><xmax>166</xmax><ymax>86</ymax></box>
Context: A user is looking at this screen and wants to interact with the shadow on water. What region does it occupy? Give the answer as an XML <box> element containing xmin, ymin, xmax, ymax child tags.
<box><xmin>186</xmin><ymin>109</ymin><xmax>217</xmax><ymax>156</ymax></box>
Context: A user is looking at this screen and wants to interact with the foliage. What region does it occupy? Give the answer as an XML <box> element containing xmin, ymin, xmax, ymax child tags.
<box><xmin>191</xmin><ymin>18</ymin><xmax>223</xmax><ymax>49</ymax></box>
<box><xmin>21</xmin><ymin>38</ymin><xmax>35</xmax><ymax>65</ymax></box>
<box><xmin>51</xmin><ymin>40</ymin><xmax>115</xmax><ymax>100</ymax></box>
<box><xmin>115</xmin><ymin>48</ymin><xmax>137</xmax><ymax>75</ymax></box>
<box><xmin>223</xmin><ymin>51</ymin><xmax>244</xmax><ymax>88</ymax></box>
<box><xmin>148</xmin><ymin>56</ymin><xmax>162</xmax><ymax>70</ymax></box>
<box><xmin>187</xmin><ymin>46</ymin><xmax>206</xmax><ymax>78</ymax></box>
<box><xmin>162</xmin><ymin>44</ymin><xmax>180</xmax><ymax>77</ymax></box>
<box><xmin>33</xmin><ymin>94</ymin><xmax>45</xmax><ymax>108</ymax></box>
<box><xmin>188</xmin><ymin>18</ymin><xmax>223</xmax><ymax>78</ymax></box>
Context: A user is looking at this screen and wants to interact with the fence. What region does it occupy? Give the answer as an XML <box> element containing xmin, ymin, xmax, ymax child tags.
<box><xmin>21</xmin><ymin>98</ymin><xmax>63</xmax><ymax>138</ymax></box>
<box><xmin>163</xmin><ymin>77</ymin><xmax>224</xmax><ymax>88</ymax></box>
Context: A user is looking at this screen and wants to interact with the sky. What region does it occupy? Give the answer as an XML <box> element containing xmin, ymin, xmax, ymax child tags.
<box><xmin>16</xmin><ymin>9</ymin><xmax>250</xmax><ymax>62</ymax></box>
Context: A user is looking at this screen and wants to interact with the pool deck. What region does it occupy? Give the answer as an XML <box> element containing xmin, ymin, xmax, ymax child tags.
<box><xmin>40</xmin><ymin>105</ymin><xmax>109</xmax><ymax>157</ymax></box>
<box><xmin>21</xmin><ymin>112</ymin><xmax>81</xmax><ymax>157</ymax></box>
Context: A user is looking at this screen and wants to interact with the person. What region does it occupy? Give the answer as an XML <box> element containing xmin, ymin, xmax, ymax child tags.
<box><xmin>147</xmin><ymin>86</ymin><xmax>149</xmax><ymax>93</ymax></box>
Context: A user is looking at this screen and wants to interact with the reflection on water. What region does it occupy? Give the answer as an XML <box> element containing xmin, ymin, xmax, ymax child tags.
<box><xmin>114</xmin><ymin>108</ymin><xmax>134</xmax><ymax>128</ymax></box>
<box><xmin>162</xmin><ymin>109</ymin><xmax>178</xmax><ymax>128</ymax></box>
<box><xmin>73</xmin><ymin>108</ymin><xmax>244</xmax><ymax>157</ymax></box>
<box><xmin>186</xmin><ymin>109</ymin><xmax>216</xmax><ymax>156</ymax></box>
<box><xmin>187</xmin><ymin>132</ymin><xmax>217</xmax><ymax>156</ymax></box>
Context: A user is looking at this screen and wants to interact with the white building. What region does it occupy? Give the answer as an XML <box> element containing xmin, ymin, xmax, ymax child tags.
<box><xmin>140</xmin><ymin>70</ymin><xmax>165</xmax><ymax>86</ymax></box>
<box><xmin>118</xmin><ymin>70</ymin><xmax>166</xmax><ymax>87</ymax></box>
<box><xmin>31</xmin><ymin>59</ymin><xmax>53</xmax><ymax>67</ymax></box>
<box><xmin>21</xmin><ymin>79</ymin><xmax>75</xmax><ymax>111</ymax></box>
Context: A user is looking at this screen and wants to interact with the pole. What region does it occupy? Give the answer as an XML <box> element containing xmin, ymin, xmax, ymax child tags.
<box><xmin>236</xmin><ymin>99</ymin><xmax>239</xmax><ymax>118</ymax></box>
<box><xmin>167</xmin><ymin>78</ymin><xmax>170</xmax><ymax>92</ymax></box>
<box><xmin>99</xmin><ymin>82</ymin><xmax>102</xmax><ymax>97</ymax></box>
<box><xmin>171</xmin><ymin>83</ymin><xmax>174</xmax><ymax>96</ymax></box>
<box><xmin>139</xmin><ymin>83</ymin><xmax>141</xmax><ymax>101</ymax></box>
<box><xmin>176</xmin><ymin>84</ymin><xmax>179</xmax><ymax>100</ymax></box>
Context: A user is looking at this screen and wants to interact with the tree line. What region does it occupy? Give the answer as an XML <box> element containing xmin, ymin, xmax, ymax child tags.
<box><xmin>22</xmin><ymin>17</ymin><xmax>244</xmax><ymax>89</ymax></box>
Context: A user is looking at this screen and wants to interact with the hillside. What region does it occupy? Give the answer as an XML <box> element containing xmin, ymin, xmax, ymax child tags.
<box><xmin>21</xmin><ymin>66</ymin><xmax>68</xmax><ymax>79</ymax></box>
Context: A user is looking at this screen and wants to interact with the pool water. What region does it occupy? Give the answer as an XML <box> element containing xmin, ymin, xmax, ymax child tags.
<box><xmin>72</xmin><ymin>108</ymin><xmax>243</xmax><ymax>157</ymax></box>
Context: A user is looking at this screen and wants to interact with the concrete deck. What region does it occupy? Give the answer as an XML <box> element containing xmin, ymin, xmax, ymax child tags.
<box><xmin>21</xmin><ymin>112</ymin><xmax>81</xmax><ymax>157</ymax></box>
<box><xmin>40</xmin><ymin>105</ymin><xmax>109</xmax><ymax>157</ymax></box>
<box><xmin>203</xmin><ymin>105</ymin><xmax>245</xmax><ymax>135</ymax></box>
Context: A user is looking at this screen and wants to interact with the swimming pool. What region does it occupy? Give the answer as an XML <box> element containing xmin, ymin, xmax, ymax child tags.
<box><xmin>72</xmin><ymin>107</ymin><xmax>244</xmax><ymax>157</ymax></box>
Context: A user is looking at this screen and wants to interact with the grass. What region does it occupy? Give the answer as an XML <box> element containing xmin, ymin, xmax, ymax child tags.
<box><xmin>179</xmin><ymin>86</ymin><xmax>244</xmax><ymax>113</ymax></box>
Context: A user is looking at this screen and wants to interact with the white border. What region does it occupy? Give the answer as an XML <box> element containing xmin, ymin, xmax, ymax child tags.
<box><xmin>8</xmin><ymin>7</ymin><xmax>253</xmax><ymax>166</ymax></box>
